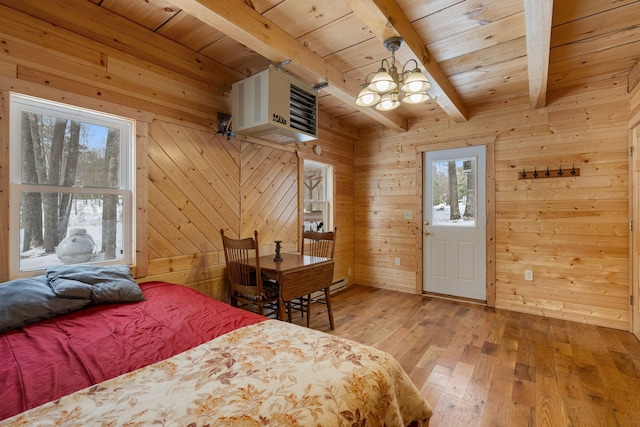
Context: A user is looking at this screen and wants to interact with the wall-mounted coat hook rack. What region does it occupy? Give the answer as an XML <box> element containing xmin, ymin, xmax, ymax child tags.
<box><xmin>518</xmin><ymin>164</ymin><xmax>580</xmax><ymax>180</ymax></box>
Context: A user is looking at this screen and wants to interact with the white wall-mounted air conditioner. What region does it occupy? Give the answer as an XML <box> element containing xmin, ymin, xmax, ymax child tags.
<box><xmin>231</xmin><ymin>66</ymin><xmax>317</xmax><ymax>144</ymax></box>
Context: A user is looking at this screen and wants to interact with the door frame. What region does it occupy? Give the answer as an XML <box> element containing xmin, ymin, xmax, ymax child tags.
<box><xmin>415</xmin><ymin>137</ymin><xmax>497</xmax><ymax>307</ymax></box>
<box><xmin>630</xmin><ymin>124</ymin><xmax>639</xmax><ymax>338</ymax></box>
<box><xmin>423</xmin><ymin>146</ymin><xmax>487</xmax><ymax>300</ymax></box>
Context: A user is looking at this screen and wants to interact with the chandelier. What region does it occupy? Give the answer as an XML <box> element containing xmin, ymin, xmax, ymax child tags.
<box><xmin>355</xmin><ymin>37</ymin><xmax>432</xmax><ymax>111</ymax></box>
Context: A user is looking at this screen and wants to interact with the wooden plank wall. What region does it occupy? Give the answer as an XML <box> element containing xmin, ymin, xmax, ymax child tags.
<box><xmin>356</xmin><ymin>77</ymin><xmax>631</xmax><ymax>330</ymax></box>
<box><xmin>141</xmin><ymin>123</ymin><xmax>355</xmax><ymax>301</ymax></box>
<box><xmin>0</xmin><ymin>3</ymin><xmax>355</xmax><ymax>299</ymax></box>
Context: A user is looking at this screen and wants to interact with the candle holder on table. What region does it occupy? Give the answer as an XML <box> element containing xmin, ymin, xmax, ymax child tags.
<box><xmin>274</xmin><ymin>240</ymin><xmax>283</xmax><ymax>262</ymax></box>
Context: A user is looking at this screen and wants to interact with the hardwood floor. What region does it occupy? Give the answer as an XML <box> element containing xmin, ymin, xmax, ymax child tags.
<box><xmin>291</xmin><ymin>284</ymin><xmax>640</xmax><ymax>427</ymax></box>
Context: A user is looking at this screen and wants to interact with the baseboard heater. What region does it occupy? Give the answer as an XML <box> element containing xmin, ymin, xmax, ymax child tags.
<box><xmin>330</xmin><ymin>278</ymin><xmax>348</xmax><ymax>293</ymax></box>
<box><xmin>309</xmin><ymin>278</ymin><xmax>347</xmax><ymax>300</ymax></box>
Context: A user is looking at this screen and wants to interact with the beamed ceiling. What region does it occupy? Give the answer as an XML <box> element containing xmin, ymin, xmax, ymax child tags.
<box><xmin>3</xmin><ymin>0</ymin><xmax>640</xmax><ymax>133</ymax></box>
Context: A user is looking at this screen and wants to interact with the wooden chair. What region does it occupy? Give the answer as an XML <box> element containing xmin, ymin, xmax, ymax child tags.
<box><xmin>220</xmin><ymin>229</ymin><xmax>279</xmax><ymax>316</ymax></box>
<box><xmin>297</xmin><ymin>226</ymin><xmax>337</xmax><ymax>329</ymax></box>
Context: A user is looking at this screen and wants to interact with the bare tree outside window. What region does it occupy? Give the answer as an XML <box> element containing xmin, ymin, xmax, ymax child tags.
<box><xmin>431</xmin><ymin>157</ymin><xmax>476</xmax><ymax>227</ymax></box>
<box><xmin>21</xmin><ymin>113</ymin><xmax>43</xmax><ymax>252</ymax></box>
<box><xmin>447</xmin><ymin>160</ymin><xmax>460</xmax><ymax>221</ymax></box>
<box><xmin>102</xmin><ymin>128</ymin><xmax>120</xmax><ymax>260</ymax></box>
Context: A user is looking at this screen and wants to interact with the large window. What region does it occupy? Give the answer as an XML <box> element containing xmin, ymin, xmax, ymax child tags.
<box><xmin>303</xmin><ymin>160</ymin><xmax>333</xmax><ymax>232</ymax></box>
<box><xmin>10</xmin><ymin>94</ymin><xmax>135</xmax><ymax>275</ymax></box>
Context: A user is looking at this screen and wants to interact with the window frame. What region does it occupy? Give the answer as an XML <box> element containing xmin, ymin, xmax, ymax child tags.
<box><xmin>302</xmin><ymin>159</ymin><xmax>333</xmax><ymax>233</ymax></box>
<box><xmin>9</xmin><ymin>93</ymin><xmax>136</xmax><ymax>277</ymax></box>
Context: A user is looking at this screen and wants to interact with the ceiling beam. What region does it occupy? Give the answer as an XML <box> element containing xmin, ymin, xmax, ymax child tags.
<box><xmin>170</xmin><ymin>0</ymin><xmax>409</xmax><ymax>132</ymax></box>
<box><xmin>344</xmin><ymin>0</ymin><xmax>468</xmax><ymax>123</ymax></box>
<box><xmin>523</xmin><ymin>0</ymin><xmax>553</xmax><ymax>109</ymax></box>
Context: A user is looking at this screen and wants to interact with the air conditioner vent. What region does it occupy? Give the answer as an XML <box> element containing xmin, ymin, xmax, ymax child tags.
<box><xmin>231</xmin><ymin>66</ymin><xmax>318</xmax><ymax>144</ymax></box>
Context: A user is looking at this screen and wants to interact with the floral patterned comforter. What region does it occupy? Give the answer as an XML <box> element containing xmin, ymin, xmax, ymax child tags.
<box><xmin>1</xmin><ymin>319</ymin><xmax>432</xmax><ymax>426</ymax></box>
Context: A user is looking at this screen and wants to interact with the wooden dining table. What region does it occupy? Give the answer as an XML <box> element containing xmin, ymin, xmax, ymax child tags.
<box><xmin>246</xmin><ymin>253</ymin><xmax>334</xmax><ymax>323</ymax></box>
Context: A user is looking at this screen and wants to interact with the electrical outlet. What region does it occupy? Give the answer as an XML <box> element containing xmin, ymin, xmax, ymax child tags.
<box><xmin>404</xmin><ymin>211</ymin><xmax>413</xmax><ymax>220</ymax></box>
<box><xmin>524</xmin><ymin>270</ymin><xmax>533</xmax><ymax>281</ymax></box>
<box><xmin>348</xmin><ymin>268</ymin><xmax>352</xmax><ymax>276</ymax></box>
<box><xmin>395</xmin><ymin>257</ymin><xmax>401</xmax><ymax>266</ymax></box>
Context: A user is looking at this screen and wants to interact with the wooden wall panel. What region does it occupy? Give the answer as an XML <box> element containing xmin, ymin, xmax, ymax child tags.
<box><xmin>148</xmin><ymin>123</ymin><xmax>233</xmax><ymax>254</ymax></box>
<box><xmin>130</xmin><ymin>122</ymin><xmax>240</xmax><ymax>297</ymax></box>
<box><xmin>356</xmin><ymin>77</ymin><xmax>631</xmax><ymax>330</ymax></box>
<box><xmin>0</xmin><ymin>6</ymin><xmax>356</xmax><ymax>300</ymax></box>
<box><xmin>240</xmin><ymin>143</ymin><xmax>298</xmax><ymax>250</ymax></box>
<box><xmin>232</xmin><ymin>127</ymin><xmax>356</xmax><ymax>287</ymax></box>
<box><xmin>311</xmin><ymin>126</ymin><xmax>356</xmax><ymax>283</ymax></box>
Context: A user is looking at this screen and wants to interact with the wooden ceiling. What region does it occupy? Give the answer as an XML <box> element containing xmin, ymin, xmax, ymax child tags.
<box><xmin>8</xmin><ymin>0</ymin><xmax>640</xmax><ymax>132</ymax></box>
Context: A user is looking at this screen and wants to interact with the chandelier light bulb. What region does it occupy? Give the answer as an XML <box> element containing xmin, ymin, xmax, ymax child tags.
<box><xmin>401</xmin><ymin>69</ymin><xmax>431</xmax><ymax>93</ymax></box>
<box><xmin>406</xmin><ymin>79</ymin><xmax>428</xmax><ymax>92</ymax></box>
<box><xmin>375</xmin><ymin>92</ymin><xmax>400</xmax><ymax>111</ymax></box>
<box><xmin>402</xmin><ymin>92</ymin><xmax>430</xmax><ymax>104</ymax></box>
<box><xmin>355</xmin><ymin>86</ymin><xmax>382</xmax><ymax>107</ymax></box>
<box><xmin>373</xmin><ymin>80</ymin><xmax>392</xmax><ymax>92</ymax></box>
<box><xmin>360</xmin><ymin>92</ymin><xmax>377</xmax><ymax>105</ymax></box>
<box><xmin>369</xmin><ymin>68</ymin><xmax>397</xmax><ymax>93</ymax></box>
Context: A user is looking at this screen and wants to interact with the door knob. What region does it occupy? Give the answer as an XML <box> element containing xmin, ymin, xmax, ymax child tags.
<box><xmin>424</xmin><ymin>230</ymin><xmax>431</xmax><ymax>236</ymax></box>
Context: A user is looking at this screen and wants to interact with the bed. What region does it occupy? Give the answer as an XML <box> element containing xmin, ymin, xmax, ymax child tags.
<box><xmin>0</xmin><ymin>265</ymin><xmax>432</xmax><ymax>426</ymax></box>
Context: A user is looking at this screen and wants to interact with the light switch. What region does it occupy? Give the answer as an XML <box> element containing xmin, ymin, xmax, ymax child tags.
<box><xmin>524</xmin><ymin>270</ymin><xmax>533</xmax><ymax>281</ymax></box>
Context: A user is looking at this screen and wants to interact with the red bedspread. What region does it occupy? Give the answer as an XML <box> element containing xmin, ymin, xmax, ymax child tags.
<box><xmin>0</xmin><ymin>281</ymin><xmax>266</xmax><ymax>420</ymax></box>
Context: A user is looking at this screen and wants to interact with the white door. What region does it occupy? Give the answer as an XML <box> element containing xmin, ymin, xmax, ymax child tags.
<box><xmin>423</xmin><ymin>146</ymin><xmax>487</xmax><ymax>300</ymax></box>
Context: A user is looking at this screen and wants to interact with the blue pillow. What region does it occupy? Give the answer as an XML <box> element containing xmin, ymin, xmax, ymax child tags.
<box><xmin>46</xmin><ymin>264</ymin><xmax>145</xmax><ymax>303</ymax></box>
<box><xmin>0</xmin><ymin>275</ymin><xmax>91</xmax><ymax>333</ymax></box>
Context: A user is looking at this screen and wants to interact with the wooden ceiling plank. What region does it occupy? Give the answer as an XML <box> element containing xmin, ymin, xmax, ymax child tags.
<box><xmin>155</xmin><ymin>10</ymin><xmax>226</xmax><ymax>52</ymax></box>
<box><xmin>439</xmin><ymin>37</ymin><xmax>527</xmax><ymax>77</ymax></box>
<box><xmin>551</xmin><ymin>0</ymin><xmax>638</xmax><ymax>27</ymax></box>
<box><xmin>523</xmin><ymin>0</ymin><xmax>552</xmax><ymax>109</ymax></box>
<box><xmin>99</xmin><ymin>0</ymin><xmax>179</xmax><ymax>31</ymax></box>
<box><xmin>397</xmin><ymin>0</ymin><xmax>464</xmax><ymax>23</ymax></box>
<box><xmin>426</xmin><ymin>12</ymin><xmax>525</xmax><ymax>63</ymax></box>
<box><xmin>549</xmin><ymin>44</ymin><xmax>640</xmax><ymax>90</ymax></box>
<box><xmin>263</xmin><ymin>0</ymin><xmax>353</xmax><ymax>40</ymax></box>
<box><xmin>448</xmin><ymin>56</ymin><xmax>528</xmax><ymax>88</ymax></box>
<box><xmin>200</xmin><ymin>36</ymin><xmax>273</xmax><ymax>77</ymax></box>
<box><xmin>170</xmin><ymin>0</ymin><xmax>408</xmax><ymax>132</ymax></box>
<box><xmin>0</xmin><ymin>0</ymin><xmax>243</xmax><ymax>87</ymax></box>
<box><xmin>297</xmin><ymin>13</ymin><xmax>373</xmax><ymax>59</ymax></box>
<box><xmin>324</xmin><ymin>37</ymin><xmax>387</xmax><ymax>77</ymax></box>
<box><xmin>344</xmin><ymin>0</ymin><xmax>469</xmax><ymax>123</ymax></box>
<box><xmin>411</xmin><ymin>0</ymin><xmax>524</xmax><ymax>44</ymax></box>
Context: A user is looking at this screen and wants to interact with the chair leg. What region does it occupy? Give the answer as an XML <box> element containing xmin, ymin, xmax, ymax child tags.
<box><xmin>306</xmin><ymin>293</ymin><xmax>312</xmax><ymax>328</ymax></box>
<box><xmin>324</xmin><ymin>287</ymin><xmax>334</xmax><ymax>330</ymax></box>
<box><xmin>287</xmin><ymin>301</ymin><xmax>292</xmax><ymax>322</ymax></box>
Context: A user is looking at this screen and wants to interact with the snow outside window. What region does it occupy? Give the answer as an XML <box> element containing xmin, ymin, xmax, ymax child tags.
<box><xmin>9</xmin><ymin>94</ymin><xmax>135</xmax><ymax>276</ymax></box>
